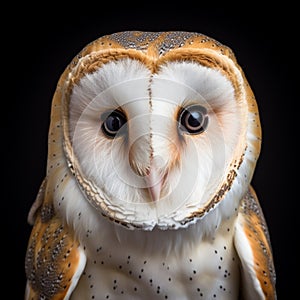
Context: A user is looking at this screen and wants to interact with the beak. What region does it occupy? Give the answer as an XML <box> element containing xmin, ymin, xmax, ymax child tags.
<box><xmin>144</xmin><ymin>166</ymin><xmax>164</xmax><ymax>202</ymax></box>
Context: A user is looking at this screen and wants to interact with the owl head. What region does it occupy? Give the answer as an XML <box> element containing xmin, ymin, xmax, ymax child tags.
<box><xmin>47</xmin><ymin>31</ymin><xmax>261</xmax><ymax>230</ymax></box>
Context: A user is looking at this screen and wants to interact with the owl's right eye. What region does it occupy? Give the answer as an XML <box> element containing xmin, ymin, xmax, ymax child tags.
<box><xmin>101</xmin><ymin>110</ymin><xmax>127</xmax><ymax>138</ymax></box>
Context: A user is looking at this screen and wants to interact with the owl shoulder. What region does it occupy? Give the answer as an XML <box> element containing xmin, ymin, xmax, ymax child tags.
<box><xmin>234</xmin><ymin>186</ymin><xmax>277</xmax><ymax>299</ymax></box>
<box><xmin>25</xmin><ymin>178</ymin><xmax>86</xmax><ymax>300</ymax></box>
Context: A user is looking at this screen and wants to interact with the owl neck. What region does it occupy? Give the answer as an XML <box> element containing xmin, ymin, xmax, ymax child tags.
<box><xmin>57</xmin><ymin>169</ymin><xmax>242</xmax><ymax>256</ymax></box>
<box><xmin>70</xmin><ymin>197</ymin><xmax>239</xmax><ymax>258</ymax></box>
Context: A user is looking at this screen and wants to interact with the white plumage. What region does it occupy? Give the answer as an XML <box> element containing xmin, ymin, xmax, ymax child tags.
<box><xmin>25</xmin><ymin>31</ymin><xmax>276</xmax><ymax>299</ymax></box>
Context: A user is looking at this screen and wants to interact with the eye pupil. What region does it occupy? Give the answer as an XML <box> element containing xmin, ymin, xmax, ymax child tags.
<box><xmin>179</xmin><ymin>105</ymin><xmax>208</xmax><ymax>135</ymax></box>
<box><xmin>101</xmin><ymin>110</ymin><xmax>127</xmax><ymax>138</ymax></box>
<box><xmin>186</xmin><ymin>111</ymin><xmax>203</xmax><ymax>129</ymax></box>
<box><xmin>107</xmin><ymin>115</ymin><xmax>122</xmax><ymax>131</ymax></box>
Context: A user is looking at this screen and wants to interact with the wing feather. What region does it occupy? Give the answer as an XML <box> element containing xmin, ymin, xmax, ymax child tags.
<box><xmin>25</xmin><ymin>192</ymin><xmax>86</xmax><ymax>300</ymax></box>
<box><xmin>234</xmin><ymin>186</ymin><xmax>276</xmax><ymax>300</ymax></box>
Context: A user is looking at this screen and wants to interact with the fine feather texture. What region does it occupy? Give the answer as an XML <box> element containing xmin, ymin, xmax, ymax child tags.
<box><xmin>68</xmin><ymin>59</ymin><xmax>248</xmax><ymax>230</ymax></box>
<box><xmin>25</xmin><ymin>31</ymin><xmax>276</xmax><ymax>300</ymax></box>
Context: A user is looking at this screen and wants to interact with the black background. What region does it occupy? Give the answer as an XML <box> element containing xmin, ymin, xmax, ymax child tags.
<box><xmin>6</xmin><ymin>9</ymin><xmax>294</xmax><ymax>299</ymax></box>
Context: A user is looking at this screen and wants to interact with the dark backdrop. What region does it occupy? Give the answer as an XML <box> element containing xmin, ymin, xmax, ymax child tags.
<box><xmin>6</xmin><ymin>10</ymin><xmax>294</xmax><ymax>299</ymax></box>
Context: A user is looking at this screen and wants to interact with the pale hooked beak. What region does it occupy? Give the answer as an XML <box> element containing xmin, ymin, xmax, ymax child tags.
<box><xmin>144</xmin><ymin>157</ymin><xmax>166</xmax><ymax>202</ymax></box>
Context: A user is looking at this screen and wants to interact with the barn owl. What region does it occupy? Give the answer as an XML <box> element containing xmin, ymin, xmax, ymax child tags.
<box><xmin>24</xmin><ymin>31</ymin><xmax>276</xmax><ymax>300</ymax></box>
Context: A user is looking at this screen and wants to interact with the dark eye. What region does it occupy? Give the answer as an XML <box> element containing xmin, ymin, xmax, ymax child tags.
<box><xmin>101</xmin><ymin>110</ymin><xmax>127</xmax><ymax>138</ymax></box>
<box><xmin>179</xmin><ymin>105</ymin><xmax>208</xmax><ymax>134</ymax></box>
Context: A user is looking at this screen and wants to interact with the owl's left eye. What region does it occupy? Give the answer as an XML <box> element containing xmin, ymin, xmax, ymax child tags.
<box><xmin>178</xmin><ymin>105</ymin><xmax>209</xmax><ymax>135</ymax></box>
<box><xmin>101</xmin><ymin>110</ymin><xmax>127</xmax><ymax>138</ymax></box>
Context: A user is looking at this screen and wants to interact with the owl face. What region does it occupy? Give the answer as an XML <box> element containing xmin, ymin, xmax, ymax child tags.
<box><xmin>57</xmin><ymin>32</ymin><xmax>261</xmax><ymax>230</ymax></box>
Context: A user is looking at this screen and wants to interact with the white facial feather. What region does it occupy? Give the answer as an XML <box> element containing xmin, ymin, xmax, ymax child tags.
<box><xmin>67</xmin><ymin>58</ymin><xmax>247</xmax><ymax>230</ymax></box>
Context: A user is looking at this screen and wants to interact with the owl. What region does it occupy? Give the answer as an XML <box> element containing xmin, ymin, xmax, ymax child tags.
<box><xmin>24</xmin><ymin>31</ymin><xmax>276</xmax><ymax>300</ymax></box>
